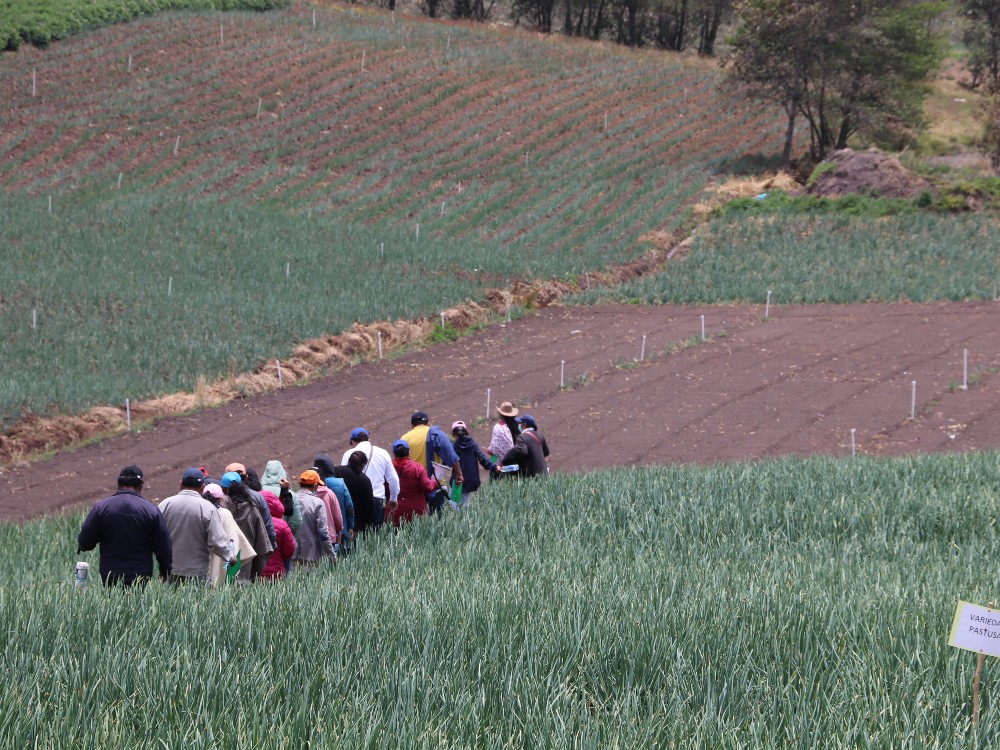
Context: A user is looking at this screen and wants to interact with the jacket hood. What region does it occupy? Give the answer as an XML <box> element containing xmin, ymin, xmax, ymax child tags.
<box><xmin>314</xmin><ymin>453</ymin><xmax>337</xmax><ymax>480</ymax></box>
<box><xmin>261</xmin><ymin>490</ymin><xmax>284</xmax><ymax>518</ymax></box>
<box><xmin>261</xmin><ymin>460</ymin><xmax>286</xmax><ymax>491</ymax></box>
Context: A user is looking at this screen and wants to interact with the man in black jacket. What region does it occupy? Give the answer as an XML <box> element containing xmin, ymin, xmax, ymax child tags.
<box><xmin>499</xmin><ymin>415</ymin><xmax>550</xmax><ymax>478</ymax></box>
<box><xmin>77</xmin><ymin>465</ymin><xmax>173</xmax><ymax>586</ymax></box>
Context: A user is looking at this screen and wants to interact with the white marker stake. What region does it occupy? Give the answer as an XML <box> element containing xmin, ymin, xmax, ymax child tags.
<box><xmin>911</xmin><ymin>380</ymin><xmax>917</xmax><ymax>420</ymax></box>
<box><xmin>765</xmin><ymin>290</ymin><xmax>772</xmax><ymax>319</ymax></box>
<box><xmin>48</xmin><ymin>195</ymin><xmax>52</xmax><ymax>214</ymax></box>
<box><xmin>361</xmin><ymin>50</ymin><xmax>366</xmax><ymax>71</ymax></box>
<box><xmin>700</xmin><ymin>314</ymin><xmax>706</xmax><ymax>341</ymax></box>
<box><xmin>380</xmin><ymin>242</ymin><xmax>384</xmax><ymax>260</ymax></box>
<box><xmin>441</xmin><ymin>202</ymin><xmax>445</xmax><ymax>217</ymax></box>
<box><xmin>117</xmin><ymin>172</ymin><xmax>123</xmax><ymax>189</ymax></box>
<box><xmin>850</xmin><ymin>428</ymin><xmax>856</xmax><ymax>457</ymax></box>
<box><xmin>32</xmin><ymin>309</ymin><xmax>37</xmax><ymax>330</ymax></box>
<box><xmin>962</xmin><ymin>349</ymin><xmax>969</xmax><ymax>390</ymax></box>
<box><xmin>167</xmin><ymin>277</ymin><xmax>173</xmax><ymax>297</ymax></box>
<box><xmin>377</xmin><ymin>331</ymin><xmax>383</xmax><ymax>359</ymax></box>
<box><xmin>505</xmin><ymin>299</ymin><xmax>511</xmax><ymax>323</ymax></box>
<box><xmin>640</xmin><ymin>335</ymin><xmax>646</xmax><ymax>362</ymax></box>
<box><xmin>604</xmin><ymin>113</ymin><xmax>608</xmax><ymax>131</ymax></box>
<box><xmin>174</xmin><ymin>136</ymin><xmax>180</xmax><ymax>155</ymax></box>
<box><xmin>257</xmin><ymin>98</ymin><xmax>262</xmax><ymax>118</ymax></box>
<box><xmin>220</xmin><ymin>24</ymin><xmax>224</xmax><ymax>44</ymax></box>
<box><xmin>440</xmin><ymin>311</ymin><xmax>446</xmax><ymax>329</ymax></box>
<box><xmin>560</xmin><ymin>360</ymin><xmax>566</xmax><ymax>389</ymax></box>
<box><xmin>486</xmin><ymin>388</ymin><xmax>491</xmax><ymax>422</ymax></box>
<box><xmin>415</xmin><ymin>223</ymin><xmax>419</xmax><ymax>241</ymax></box>
<box><xmin>312</xmin><ymin>8</ymin><xmax>316</xmax><ymax>27</ymax></box>
<box><xmin>32</xmin><ymin>69</ymin><xmax>36</xmax><ymax>97</ymax></box>
<box><xmin>125</xmin><ymin>398</ymin><xmax>132</xmax><ymax>432</ymax></box>
<box><xmin>276</xmin><ymin>360</ymin><xmax>283</xmax><ymax>385</ymax></box>
<box><xmin>457</xmin><ymin>181</ymin><xmax>462</xmax><ymax>194</ymax></box>
<box><xmin>285</xmin><ymin>262</ymin><xmax>290</xmax><ymax>279</ymax></box>
<box><xmin>447</xmin><ymin>34</ymin><xmax>451</xmax><ymax>51</ymax></box>
<box><xmin>128</xmin><ymin>54</ymin><xmax>132</xmax><ymax>72</ymax></box>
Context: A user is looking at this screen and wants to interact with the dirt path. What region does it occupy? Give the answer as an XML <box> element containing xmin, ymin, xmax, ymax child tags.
<box><xmin>2</xmin><ymin>301</ymin><xmax>997</xmax><ymax>521</ymax></box>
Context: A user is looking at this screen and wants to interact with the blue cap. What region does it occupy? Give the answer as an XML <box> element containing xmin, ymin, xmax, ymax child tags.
<box><xmin>516</xmin><ymin>414</ymin><xmax>537</xmax><ymax>429</ymax></box>
<box><xmin>220</xmin><ymin>471</ymin><xmax>243</xmax><ymax>489</ymax></box>
<box><xmin>392</xmin><ymin>439</ymin><xmax>409</xmax><ymax>453</ymax></box>
<box><xmin>350</xmin><ymin>427</ymin><xmax>369</xmax><ymax>441</ymax></box>
<box><xmin>181</xmin><ymin>467</ymin><xmax>205</xmax><ymax>487</ymax></box>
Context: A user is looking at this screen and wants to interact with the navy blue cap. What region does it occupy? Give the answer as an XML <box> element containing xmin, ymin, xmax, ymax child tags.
<box><xmin>351</xmin><ymin>427</ymin><xmax>369</xmax><ymax>441</ymax></box>
<box><xmin>516</xmin><ymin>414</ymin><xmax>537</xmax><ymax>429</ymax></box>
<box><xmin>181</xmin><ymin>467</ymin><xmax>205</xmax><ymax>487</ymax></box>
<box><xmin>410</xmin><ymin>411</ymin><xmax>429</xmax><ymax>425</ymax></box>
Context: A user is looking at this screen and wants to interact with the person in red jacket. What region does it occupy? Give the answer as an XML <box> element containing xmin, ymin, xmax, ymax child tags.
<box><xmin>260</xmin><ymin>491</ymin><xmax>296</xmax><ymax>580</ymax></box>
<box><xmin>388</xmin><ymin>439</ymin><xmax>441</xmax><ymax>527</ymax></box>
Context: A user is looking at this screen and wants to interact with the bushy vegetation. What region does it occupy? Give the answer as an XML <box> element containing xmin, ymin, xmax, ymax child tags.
<box><xmin>5</xmin><ymin>452</ymin><xmax>1000</xmax><ymax>746</ymax></box>
<box><xmin>0</xmin><ymin>0</ymin><xmax>289</xmax><ymax>50</ymax></box>
<box><xmin>575</xmin><ymin>212</ymin><xmax>1000</xmax><ymax>305</ymax></box>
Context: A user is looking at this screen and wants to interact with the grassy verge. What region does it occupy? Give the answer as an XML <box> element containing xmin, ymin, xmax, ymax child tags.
<box><xmin>573</xmin><ymin>211</ymin><xmax>1000</xmax><ymax>305</ymax></box>
<box><xmin>5</xmin><ymin>452</ymin><xmax>1000</xmax><ymax>746</ymax></box>
<box><xmin>0</xmin><ymin>0</ymin><xmax>289</xmax><ymax>50</ymax></box>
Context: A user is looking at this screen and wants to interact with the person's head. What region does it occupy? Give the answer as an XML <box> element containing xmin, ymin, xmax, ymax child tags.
<box><xmin>392</xmin><ymin>439</ymin><xmax>410</xmax><ymax>458</ymax></box>
<box><xmin>225</xmin><ymin>462</ymin><xmax>246</xmax><ymax>477</ymax></box>
<box><xmin>244</xmin><ymin>467</ymin><xmax>262</xmax><ymax>492</ymax></box>
<box><xmin>451</xmin><ymin>420</ymin><xmax>468</xmax><ymax>438</ymax></box>
<box><xmin>496</xmin><ymin>401</ymin><xmax>519</xmax><ymax>430</ymax></box>
<box><xmin>180</xmin><ymin>467</ymin><xmax>205</xmax><ymax>490</ymax></box>
<box><xmin>221</xmin><ymin>471</ymin><xmax>251</xmax><ymax>502</ymax></box>
<box><xmin>348</xmin><ymin>450</ymin><xmax>369</xmax><ymax>473</ymax></box>
<box><xmin>313</xmin><ymin>453</ymin><xmax>337</xmax><ymax>481</ymax></box>
<box><xmin>117</xmin><ymin>465</ymin><xmax>144</xmax><ymax>491</ymax></box>
<box><xmin>299</xmin><ymin>469</ymin><xmax>321</xmax><ymax>490</ymax></box>
<box><xmin>261</xmin><ymin>490</ymin><xmax>284</xmax><ymax>519</ymax></box>
<box><xmin>221</xmin><ymin>471</ymin><xmax>242</xmax><ymax>492</ymax></box>
<box><xmin>516</xmin><ymin>414</ymin><xmax>537</xmax><ymax>432</ymax></box>
<box><xmin>410</xmin><ymin>411</ymin><xmax>429</xmax><ymax>427</ymax></box>
<box><xmin>350</xmin><ymin>427</ymin><xmax>369</xmax><ymax>446</ymax></box>
<box><xmin>202</xmin><ymin>483</ymin><xmax>224</xmax><ymax>505</ymax></box>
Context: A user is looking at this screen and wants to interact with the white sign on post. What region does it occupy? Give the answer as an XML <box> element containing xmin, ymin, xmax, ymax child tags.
<box><xmin>949</xmin><ymin>601</ymin><xmax>1000</xmax><ymax>657</ymax></box>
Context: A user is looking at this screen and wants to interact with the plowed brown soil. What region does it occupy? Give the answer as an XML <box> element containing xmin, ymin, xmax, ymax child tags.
<box><xmin>1</xmin><ymin>301</ymin><xmax>998</xmax><ymax>522</ymax></box>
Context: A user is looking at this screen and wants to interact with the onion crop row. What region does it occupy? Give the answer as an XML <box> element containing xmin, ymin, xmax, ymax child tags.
<box><xmin>2</xmin><ymin>452</ymin><xmax>998</xmax><ymax>746</ymax></box>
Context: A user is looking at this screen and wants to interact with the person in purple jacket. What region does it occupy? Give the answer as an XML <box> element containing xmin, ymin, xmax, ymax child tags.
<box><xmin>77</xmin><ymin>465</ymin><xmax>173</xmax><ymax>586</ymax></box>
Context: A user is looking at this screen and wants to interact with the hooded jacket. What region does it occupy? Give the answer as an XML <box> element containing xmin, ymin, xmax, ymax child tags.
<box><xmin>260</xmin><ymin>491</ymin><xmax>296</xmax><ymax>579</ymax></box>
<box><xmin>261</xmin><ymin>459</ymin><xmax>302</xmax><ymax>534</ymax></box>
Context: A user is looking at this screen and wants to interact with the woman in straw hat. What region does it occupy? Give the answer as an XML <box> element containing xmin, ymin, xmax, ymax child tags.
<box><xmin>488</xmin><ymin>401</ymin><xmax>519</xmax><ymax>464</ymax></box>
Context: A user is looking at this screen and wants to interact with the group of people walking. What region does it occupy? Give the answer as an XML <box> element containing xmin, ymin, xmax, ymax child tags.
<box><xmin>77</xmin><ymin>403</ymin><xmax>550</xmax><ymax>586</ymax></box>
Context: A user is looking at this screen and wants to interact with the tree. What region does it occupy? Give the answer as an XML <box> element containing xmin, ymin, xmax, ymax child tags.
<box><xmin>725</xmin><ymin>0</ymin><xmax>946</xmax><ymax>167</ymax></box>
<box><xmin>958</xmin><ymin>0</ymin><xmax>1000</xmax><ymax>169</ymax></box>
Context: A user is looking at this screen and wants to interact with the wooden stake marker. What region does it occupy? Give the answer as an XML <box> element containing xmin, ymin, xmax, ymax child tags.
<box><xmin>486</xmin><ymin>388</ymin><xmax>491</xmax><ymax>423</ymax></box>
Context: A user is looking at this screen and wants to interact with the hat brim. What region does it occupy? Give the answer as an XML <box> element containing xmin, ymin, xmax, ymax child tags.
<box><xmin>496</xmin><ymin>404</ymin><xmax>519</xmax><ymax>417</ymax></box>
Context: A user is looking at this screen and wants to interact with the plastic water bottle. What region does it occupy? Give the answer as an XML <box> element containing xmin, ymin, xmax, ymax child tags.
<box><xmin>500</xmin><ymin>464</ymin><xmax>520</xmax><ymax>474</ymax></box>
<box><xmin>74</xmin><ymin>561</ymin><xmax>89</xmax><ymax>589</ymax></box>
<box><xmin>223</xmin><ymin>539</ymin><xmax>235</xmax><ymax>569</ymax></box>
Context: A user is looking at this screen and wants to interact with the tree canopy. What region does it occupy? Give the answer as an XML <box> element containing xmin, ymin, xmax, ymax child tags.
<box><xmin>725</xmin><ymin>0</ymin><xmax>947</xmax><ymax>167</ymax></box>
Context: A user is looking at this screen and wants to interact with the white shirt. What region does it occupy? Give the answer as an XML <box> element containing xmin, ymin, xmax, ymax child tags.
<box><xmin>341</xmin><ymin>441</ymin><xmax>400</xmax><ymax>502</ymax></box>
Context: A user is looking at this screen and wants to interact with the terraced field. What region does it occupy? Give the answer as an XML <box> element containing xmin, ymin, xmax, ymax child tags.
<box><xmin>0</xmin><ymin>5</ymin><xmax>789</xmax><ymax>434</ymax></box>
